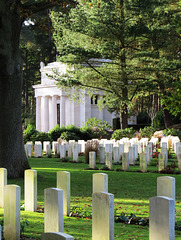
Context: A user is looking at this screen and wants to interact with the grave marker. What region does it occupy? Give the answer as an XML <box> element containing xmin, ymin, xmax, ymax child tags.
<box><xmin>157</xmin><ymin>176</ymin><xmax>175</xmax><ymax>200</ymax></box>
<box><xmin>122</xmin><ymin>153</ymin><xmax>129</xmax><ymax>171</ymax></box>
<box><xmin>149</xmin><ymin>196</ymin><xmax>175</xmax><ymax>240</ymax></box>
<box><xmin>57</xmin><ymin>171</ymin><xmax>70</xmax><ymax>216</ymax></box>
<box><xmin>44</xmin><ymin>188</ymin><xmax>64</xmax><ymax>233</ymax></box>
<box><xmin>93</xmin><ymin>173</ymin><xmax>108</xmax><ymax>193</ymax></box>
<box><xmin>92</xmin><ymin>192</ymin><xmax>114</xmax><ymax>240</ymax></box>
<box><xmin>25</xmin><ymin>169</ymin><xmax>37</xmax><ymax>212</ymax></box>
<box><xmin>89</xmin><ymin>152</ymin><xmax>96</xmax><ymax>169</ymax></box>
<box><xmin>0</xmin><ymin>168</ymin><xmax>7</xmax><ymax>208</ymax></box>
<box><xmin>4</xmin><ymin>185</ymin><xmax>20</xmax><ymax>240</ymax></box>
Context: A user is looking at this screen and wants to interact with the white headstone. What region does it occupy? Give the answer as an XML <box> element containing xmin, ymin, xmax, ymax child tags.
<box><xmin>34</xmin><ymin>142</ymin><xmax>42</xmax><ymax>157</ymax></box>
<box><xmin>89</xmin><ymin>152</ymin><xmax>96</xmax><ymax>169</ymax></box>
<box><xmin>159</xmin><ymin>153</ymin><xmax>165</xmax><ymax>172</ymax></box>
<box><xmin>44</xmin><ymin>188</ymin><xmax>64</xmax><ymax>233</ymax></box>
<box><xmin>122</xmin><ymin>153</ymin><xmax>129</xmax><ymax>171</ymax></box>
<box><xmin>92</xmin><ymin>192</ymin><xmax>114</xmax><ymax>240</ymax></box>
<box><xmin>4</xmin><ymin>185</ymin><xmax>21</xmax><ymax>240</ymax></box>
<box><xmin>149</xmin><ymin>196</ymin><xmax>175</xmax><ymax>240</ymax></box>
<box><xmin>140</xmin><ymin>153</ymin><xmax>147</xmax><ymax>173</ymax></box>
<box><xmin>57</xmin><ymin>171</ymin><xmax>70</xmax><ymax>216</ymax></box>
<box><xmin>93</xmin><ymin>173</ymin><xmax>108</xmax><ymax>193</ymax></box>
<box><xmin>25</xmin><ymin>169</ymin><xmax>37</xmax><ymax>212</ymax></box>
<box><xmin>99</xmin><ymin>146</ymin><xmax>105</xmax><ymax>164</ymax></box>
<box><xmin>0</xmin><ymin>168</ymin><xmax>7</xmax><ymax>208</ymax></box>
<box><xmin>73</xmin><ymin>144</ymin><xmax>79</xmax><ymax>162</ymax></box>
<box><xmin>105</xmin><ymin>152</ymin><xmax>112</xmax><ymax>170</ymax></box>
<box><xmin>157</xmin><ymin>176</ymin><xmax>175</xmax><ymax>200</ymax></box>
<box><xmin>113</xmin><ymin>147</ymin><xmax>120</xmax><ymax>164</ymax></box>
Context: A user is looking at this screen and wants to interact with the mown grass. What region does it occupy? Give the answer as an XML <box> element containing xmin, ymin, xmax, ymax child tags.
<box><xmin>1</xmin><ymin>153</ymin><xmax>181</xmax><ymax>239</ymax></box>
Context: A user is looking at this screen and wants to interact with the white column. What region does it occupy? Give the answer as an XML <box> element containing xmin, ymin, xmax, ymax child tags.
<box><xmin>48</xmin><ymin>96</ymin><xmax>52</xmax><ymax>130</ymax></box>
<box><xmin>98</xmin><ymin>96</ymin><xmax>104</xmax><ymax>120</ymax></box>
<box><xmin>52</xmin><ymin>95</ymin><xmax>58</xmax><ymax>128</ymax></box>
<box><xmin>36</xmin><ymin>96</ymin><xmax>41</xmax><ymax>131</ymax></box>
<box><xmin>80</xmin><ymin>94</ymin><xmax>91</xmax><ymax>127</ymax></box>
<box><xmin>60</xmin><ymin>96</ymin><xmax>65</xmax><ymax>126</ymax></box>
<box><xmin>41</xmin><ymin>96</ymin><xmax>49</xmax><ymax>132</ymax></box>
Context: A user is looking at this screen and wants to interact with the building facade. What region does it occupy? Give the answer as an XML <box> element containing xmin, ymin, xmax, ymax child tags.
<box><xmin>33</xmin><ymin>62</ymin><xmax>117</xmax><ymax>132</ymax></box>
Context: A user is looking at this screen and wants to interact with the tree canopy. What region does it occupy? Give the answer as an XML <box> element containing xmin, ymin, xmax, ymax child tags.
<box><xmin>51</xmin><ymin>0</ymin><xmax>181</xmax><ymax>129</ymax></box>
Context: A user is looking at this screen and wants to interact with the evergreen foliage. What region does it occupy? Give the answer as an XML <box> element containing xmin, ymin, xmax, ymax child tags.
<box><xmin>51</xmin><ymin>0</ymin><xmax>181</xmax><ymax>129</ymax></box>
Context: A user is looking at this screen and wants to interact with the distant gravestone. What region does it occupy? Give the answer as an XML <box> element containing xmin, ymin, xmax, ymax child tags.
<box><xmin>60</xmin><ymin>145</ymin><xmax>66</xmax><ymax>160</ymax></box>
<box><xmin>44</xmin><ymin>188</ymin><xmax>64</xmax><ymax>233</ymax></box>
<box><xmin>25</xmin><ymin>169</ymin><xmax>37</xmax><ymax>212</ymax></box>
<box><xmin>113</xmin><ymin>147</ymin><xmax>120</xmax><ymax>164</ymax></box>
<box><xmin>122</xmin><ymin>153</ymin><xmax>129</xmax><ymax>171</ymax></box>
<box><xmin>149</xmin><ymin>196</ymin><xmax>175</xmax><ymax>240</ymax></box>
<box><xmin>89</xmin><ymin>152</ymin><xmax>96</xmax><ymax>169</ymax></box>
<box><xmin>0</xmin><ymin>168</ymin><xmax>7</xmax><ymax>208</ymax></box>
<box><xmin>73</xmin><ymin>144</ymin><xmax>79</xmax><ymax>162</ymax></box>
<box><xmin>129</xmin><ymin>146</ymin><xmax>135</xmax><ymax>165</ymax></box>
<box><xmin>140</xmin><ymin>153</ymin><xmax>147</xmax><ymax>173</ymax></box>
<box><xmin>4</xmin><ymin>185</ymin><xmax>20</xmax><ymax>240</ymax></box>
<box><xmin>99</xmin><ymin>146</ymin><xmax>105</xmax><ymax>164</ymax></box>
<box><xmin>105</xmin><ymin>143</ymin><xmax>113</xmax><ymax>153</ymax></box>
<box><xmin>41</xmin><ymin>232</ymin><xmax>74</xmax><ymax>240</ymax></box>
<box><xmin>57</xmin><ymin>171</ymin><xmax>70</xmax><ymax>216</ymax></box>
<box><xmin>118</xmin><ymin>144</ymin><xmax>124</xmax><ymax>160</ymax></box>
<box><xmin>105</xmin><ymin>152</ymin><xmax>112</xmax><ymax>170</ymax></box>
<box><xmin>157</xmin><ymin>176</ymin><xmax>175</xmax><ymax>200</ymax></box>
<box><xmin>158</xmin><ymin>153</ymin><xmax>165</xmax><ymax>172</ymax></box>
<box><xmin>161</xmin><ymin>147</ymin><xmax>168</xmax><ymax>167</ymax></box>
<box><xmin>43</xmin><ymin>141</ymin><xmax>50</xmax><ymax>152</ymax></box>
<box><xmin>93</xmin><ymin>173</ymin><xmax>108</xmax><ymax>193</ymax></box>
<box><xmin>34</xmin><ymin>142</ymin><xmax>42</xmax><ymax>157</ymax></box>
<box><xmin>92</xmin><ymin>192</ymin><xmax>114</xmax><ymax>240</ymax></box>
<box><xmin>46</xmin><ymin>144</ymin><xmax>51</xmax><ymax>157</ymax></box>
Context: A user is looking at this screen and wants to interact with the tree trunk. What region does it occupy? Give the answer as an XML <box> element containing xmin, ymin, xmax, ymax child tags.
<box><xmin>120</xmin><ymin>105</ymin><xmax>128</xmax><ymax>129</ymax></box>
<box><xmin>163</xmin><ymin>108</ymin><xmax>173</xmax><ymax>129</ymax></box>
<box><xmin>0</xmin><ymin>1</ymin><xmax>30</xmax><ymax>178</ymax></box>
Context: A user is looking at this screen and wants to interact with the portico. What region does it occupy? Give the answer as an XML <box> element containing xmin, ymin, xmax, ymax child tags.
<box><xmin>33</xmin><ymin>62</ymin><xmax>117</xmax><ymax>133</ymax></box>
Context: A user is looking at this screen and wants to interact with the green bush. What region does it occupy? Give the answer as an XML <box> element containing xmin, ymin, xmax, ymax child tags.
<box><xmin>111</xmin><ymin>127</ymin><xmax>135</xmax><ymax>140</ymax></box>
<box><xmin>48</xmin><ymin>124</ymin><xmax>66</xmax><ymax>141</ymax></box>
<box><xmin>60</xmin><ymin>131</ymin><xmax>81</xmax><ymax>142</ymax></box>
<box><xmin>163</xmin><ymin>128</ymin><xmax>181</xmax><ymax>140</ymax></box>
<box><xmin>139</xmin><ymin>126</ymin><xmax>155</xmax><ymax>139</ymax></box>
<box><xmin>34</xmin><ymin>132</ymin><xmax>51</xmax><ymax>144</ymax></box>
<box><xmin>82</xmin><ymin>118</ymin><xmax>111</xmax><ymax>139</ymax></box>
<box><xmin>23</xmin><ymin>124</ymin><xmax>38</xmax><ymax>143</ymax></box>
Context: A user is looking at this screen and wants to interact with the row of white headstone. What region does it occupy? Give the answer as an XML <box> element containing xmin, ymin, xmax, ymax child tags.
<box><xmin>0</xmin><ymin>165</ymin><xmax>176</xmax><ymax>240</ymax></box>
<box><xmin>25</xmin><ymin>135</ymin><xmax>181</xmax><ymax>160</ymax></box>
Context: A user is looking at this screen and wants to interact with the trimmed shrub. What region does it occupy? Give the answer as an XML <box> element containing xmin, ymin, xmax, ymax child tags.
<box><xmin>163</xmin><ymin>128</ymin><xmax>181</xmax><ymax>140</ymax></box>
<box><xmin>139</xmin><ymin>126</ymin><xmax>156</xmax><ymax>139</ymax></box>
<box><xmin>23</xmin><ymin>124</ymin><xmax>38</xmax><ymax>143</ymax></box>
<box><xmin>111</xmin><ymin>127</ymin><xmax>135</xmax><ymax>140</ymax></box>
<box><xmin>48</xmin><ymin>124</ymin><xmax>66</xmax><ymax>141</ymax></box>
<box><xmin>82</xmin><ymin>118</ymin><xmax>111</xmax><ymax>139</ymax></box>
<box><xmin>60</xmin><ymin>131</ymin><xmax>81</xmax><ymax>142</ymax></box>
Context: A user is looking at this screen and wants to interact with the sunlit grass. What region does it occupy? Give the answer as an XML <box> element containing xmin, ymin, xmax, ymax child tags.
<box><xmin>0</xmin><ymin>154</ymin><xmax>181</xmax><ymax>239</ymax></box>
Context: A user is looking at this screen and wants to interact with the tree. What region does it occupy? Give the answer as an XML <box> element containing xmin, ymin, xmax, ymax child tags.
<box><xmin>133</xmin><ymin>0</ymin><xmax>181</xmax><ymax>127</ymax></box>
<box><xmin>51</xmin><ymin>0</ymin><xmax>181</xmax><ymax>129</ymax></box>
<box><xmin>0</xmin><ymin>0</ymin><xmax>75</xmax><ymax>178</ymax></box>
<box><xmin>51</xmin><ymin>0</ymin><xmax>153</xmax><ymax>129</ymax></box>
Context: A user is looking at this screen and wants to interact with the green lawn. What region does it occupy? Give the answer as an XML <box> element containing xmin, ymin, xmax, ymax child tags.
<box><xmin>1</xmin><ymin>155</ymin><xmax>181</xmax><ymax>239</ymax></box>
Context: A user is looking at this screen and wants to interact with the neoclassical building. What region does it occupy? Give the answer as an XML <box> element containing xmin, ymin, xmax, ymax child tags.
<box><xmin>33</xmin><ymin>62</ymin><xmax>117</xmax><ymax>132</ymax></box>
